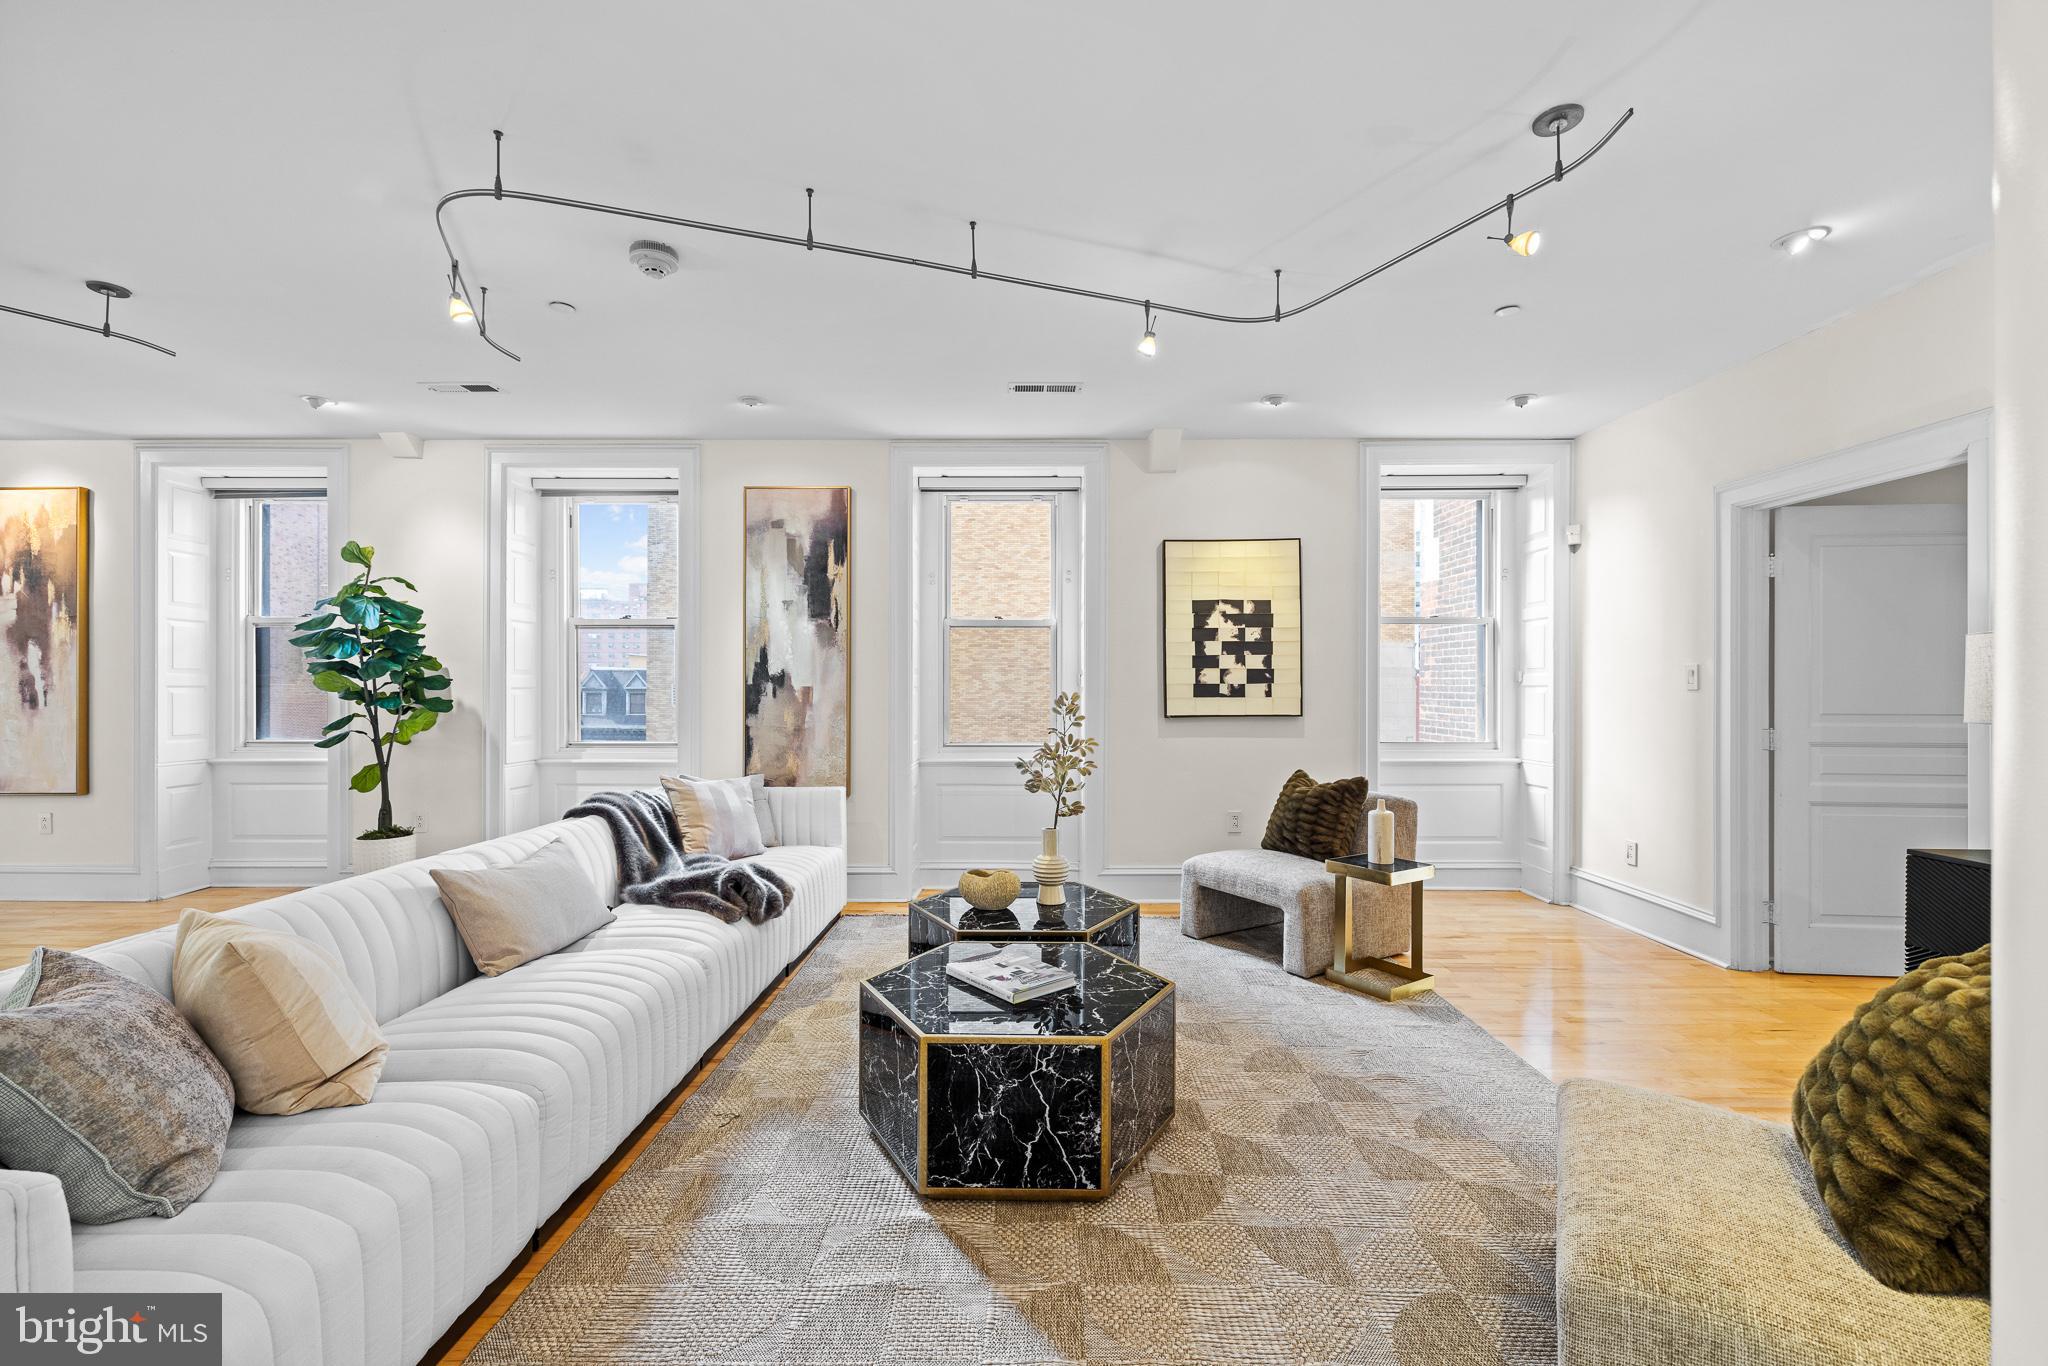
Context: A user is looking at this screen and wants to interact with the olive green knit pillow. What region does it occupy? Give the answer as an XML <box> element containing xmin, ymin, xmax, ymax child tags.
<box><xmin>1260</xmin><ymin>769</ymin><xmax>1369</xmax><ymax>862</ymax></box>
<box><xmin>1792</xmin><ymin>945</ymin><xmax>1990</xmax><ymax>1295</ymax></box>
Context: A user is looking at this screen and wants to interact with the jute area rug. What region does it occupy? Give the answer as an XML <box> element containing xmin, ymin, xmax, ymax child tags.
<box><xmin>472</xmin><ymin>915</ymin><xmax>1559</xmax><ymax>1365</ymax></box>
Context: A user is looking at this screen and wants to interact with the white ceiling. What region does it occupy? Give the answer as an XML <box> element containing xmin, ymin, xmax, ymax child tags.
<box><xmin>0</xmin><ymin>1</ymin><xmax>1989</xmax><ymax>442</ymax></box>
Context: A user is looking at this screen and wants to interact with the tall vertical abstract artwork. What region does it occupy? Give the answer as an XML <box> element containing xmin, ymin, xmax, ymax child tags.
<box><xmin>744</xmin><ymin>487</ymin><xmax>851</xmax><ymax>789</ymax></box>
<box><xmin>0</xmin><ymin>488</ymin><xmax>90</xmax><ymax>793</ymax></box>
<box><xmin>1161</xmin><ymin>538</ymin><xmax>1302</xmax><ymax>717</ymax></box>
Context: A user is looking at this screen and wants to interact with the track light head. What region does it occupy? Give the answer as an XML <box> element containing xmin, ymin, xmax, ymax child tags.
<box><xmin>1506</xmin><ymin>229</ymin><xmax>1542</xmax><ymax>257</ymax></box>
<box><xmin>448</xmin><ymin>290</ymin><xmax>476</xmax><ymax>325</ymax></box>
<box><xmin>1137</xmin><ymin>302</ymin><xmax>1158</xmax><ymax>357</ymax></box>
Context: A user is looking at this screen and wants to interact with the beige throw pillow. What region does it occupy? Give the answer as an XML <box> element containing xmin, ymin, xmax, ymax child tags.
<box><xmin>430</xmin><ymin>838</ymin><xmax>616</xmax><ymax>976</ymax></box>
<box><xmin>172</xmin><ymin>909</ymin><xmax>388</xmax><ymax>1116</ymax></box>
<box><xmin>662</xmin><ymin>774</ymin><xmax>768</xmax><ymax>858</ymax></box>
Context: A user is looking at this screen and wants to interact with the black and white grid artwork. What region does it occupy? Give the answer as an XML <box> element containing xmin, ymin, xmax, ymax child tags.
<box><xmin>1192</xmin><ymin>599</ymin><xmax>1275</xmax><ymax>698</ymax></box>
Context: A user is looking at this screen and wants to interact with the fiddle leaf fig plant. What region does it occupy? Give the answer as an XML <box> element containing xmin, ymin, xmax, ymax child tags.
<box><xmin>292</xmin><ymin>540</ymin><xmax>453</xmax><ymax>839</ymax></box>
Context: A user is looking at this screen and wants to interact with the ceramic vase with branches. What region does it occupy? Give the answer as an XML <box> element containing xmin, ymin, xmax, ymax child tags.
<box><xmin>1016</xmin><ymin>691</ymin><xmax>1097</xmax><ymax>906</ymax></box>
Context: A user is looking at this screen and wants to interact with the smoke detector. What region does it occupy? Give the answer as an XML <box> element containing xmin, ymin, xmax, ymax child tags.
<box><xmin>628</xmin><ymin>240</ymin><xmax>681</xmax><ymax>278</ymax></box>
<box><xmin>1509</xmin><ymin>392</ymin><xmax>1539</xmax><ymax>409</ymax></box>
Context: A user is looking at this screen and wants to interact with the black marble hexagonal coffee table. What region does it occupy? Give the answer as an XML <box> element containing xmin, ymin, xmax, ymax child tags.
<box><xmin>858</xmin><ymin>941</ymin><xmax>1175</xmax><ymax>1199</ymax></box>
<box><xmin>907</xmin><ymin>881</ymin><xmax>1141</xmax><ymax>961</ymax></box>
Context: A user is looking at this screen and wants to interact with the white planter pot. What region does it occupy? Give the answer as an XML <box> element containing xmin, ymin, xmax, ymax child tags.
<box><xmin>352</xmin><ymin>832</ymin><xmax>418</xmax><ymax>874</ymax></box>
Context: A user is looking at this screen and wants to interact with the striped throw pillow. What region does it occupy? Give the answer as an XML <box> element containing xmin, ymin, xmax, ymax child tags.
<box><xmin>661</xmin><ymin>775</ymin><xmax>769</xmax><ymax>859</ymax></box>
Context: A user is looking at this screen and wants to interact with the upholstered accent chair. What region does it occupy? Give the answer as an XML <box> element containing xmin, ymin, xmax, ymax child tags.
<box><xmin>1179</xmin><ymin>792</ymin><xmax>1418</xmax><ymax>978</ymax></box>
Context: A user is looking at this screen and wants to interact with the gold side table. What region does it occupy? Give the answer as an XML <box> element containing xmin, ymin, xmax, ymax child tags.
<box><xmin>1323</xmin><ymin>855</ymin><xmax>1437</xmax><ymax>1001</ymax></box>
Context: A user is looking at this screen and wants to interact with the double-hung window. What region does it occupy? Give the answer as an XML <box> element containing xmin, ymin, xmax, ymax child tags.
<box><xmin>1378</xmin><ymin>492</ymin><xmax>1497</xmax><ymax>745</ymax></box>
<box><xmin>563</xmin><ymin>497</ymin><xmax>678</xmax><ymax>745</ymax></box>
<box><xmin>239</xmin><ymin>496</ymin><xmax>331</xmax><ymax>744</ymax></box>
<box><xmin>940</xmin><ymin>493</ymin><xmax>1062</xmax><ymax>746</ymax></box>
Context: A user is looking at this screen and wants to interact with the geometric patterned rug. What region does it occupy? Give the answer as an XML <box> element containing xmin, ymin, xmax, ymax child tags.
<box><xmin>471</xmin><ymin>915</ymin><xmax>1558</xmax><ymax>1364</ymax></box>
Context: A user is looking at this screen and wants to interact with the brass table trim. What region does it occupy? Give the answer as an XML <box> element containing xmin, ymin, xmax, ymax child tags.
<box><xmin>1325</xmin><ymin>859</ymin><xmax>1437</xmax><ymax>1001</ymax></box>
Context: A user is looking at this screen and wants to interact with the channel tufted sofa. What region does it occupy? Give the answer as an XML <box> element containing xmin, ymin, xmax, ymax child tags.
<box><xmin>0</xmin><ymin>786</ymin><xmax>848</xmax><ymax>1366</ymax></box>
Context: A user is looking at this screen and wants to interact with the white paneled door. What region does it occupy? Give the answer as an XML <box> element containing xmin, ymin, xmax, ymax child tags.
<box><xmin>1772</xmin><ymin>504</ymin><xmax>1968</xmax><ymax>975</ymax></box>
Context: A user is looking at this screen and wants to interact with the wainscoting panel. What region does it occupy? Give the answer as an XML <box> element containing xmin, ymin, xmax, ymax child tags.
<box><xmin>917</xmin><ymin>760</ymin><xmax>1054</xmax><ymax>879</ymax></box>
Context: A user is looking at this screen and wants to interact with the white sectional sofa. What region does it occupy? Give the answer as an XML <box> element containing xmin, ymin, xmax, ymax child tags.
<box><xmin>0</xmin><ymin>786</ymin><xmax>848</xmax><ymax>1366</ymax></box>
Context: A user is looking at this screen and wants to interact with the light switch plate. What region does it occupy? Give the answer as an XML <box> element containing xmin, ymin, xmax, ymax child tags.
<box><xmin>1683</xmin><ymin>663</ymin><xmax>1701</xmax><ymax>691</ymax></box>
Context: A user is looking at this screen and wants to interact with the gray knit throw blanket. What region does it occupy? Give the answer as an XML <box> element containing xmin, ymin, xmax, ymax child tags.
<box><xmin>565</xmin><ymin>790</ymin><xmax>793</xmax><ymax>925</ymax></box>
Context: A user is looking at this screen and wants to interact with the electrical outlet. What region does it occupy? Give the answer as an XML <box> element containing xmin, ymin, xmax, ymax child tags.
<box><xmin>1683</xmin><ymin>663</ymin><xmax>1701</xmax><ymax>692</ymax></box>
<box><xmin>413</xmin><ymin>813</ymin><xmax>426</xmax><ymax>835</ymax></box>
<box><xmin>38</xmin><ymin>812</ymin><xmax>54</xmax><ymax>836</ymax></box>
<box><xmin>1226</xmin><ymin>810</ymin><xmax>1243</xmax><ymax>836</ymax></box>
<box><xmin>1625</xmin><ymin>842</ymin><xmax>1639</xmax><ymax>867</ymax></box>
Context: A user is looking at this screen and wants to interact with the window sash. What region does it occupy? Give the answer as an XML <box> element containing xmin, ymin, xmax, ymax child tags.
<box><xmin>241</xmin><ymin>498</ymin><xmax>331</xmax><ymax>746</ymax></box>
<box><xmin>559</xmin><ymin>496</ymin><xmax>677</xmax><ymax>748</ymax></box>
<box><xmin>1378</xmin><ymin>490</ymin><xmax>1499</xmax><ymax>748</ymax></box>
<box><xmin>940</xmin><ymin>493</ymin><xmax>1060</xmax><ymax>748</ymax></box>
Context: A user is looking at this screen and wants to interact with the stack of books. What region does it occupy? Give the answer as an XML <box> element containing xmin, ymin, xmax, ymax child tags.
<box><xmin>945</xmin><ymin>944</ymin><xmax>1077</xmax><ymax>1005</ymax></box>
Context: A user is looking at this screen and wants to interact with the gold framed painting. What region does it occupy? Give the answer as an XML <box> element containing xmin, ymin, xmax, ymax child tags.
<box><xmin>0</xmin><ymin>487</ymin><xmax>90</xmax><ymax>793</ymax></box>
<box><xmin>743</xmin><ymin>486</ymin><xmax>851</xmax><ymax>789</ymax></box>
<box><xmin>1161</xmin><ymin>537</ymin><xmax>1301</xmax><ymax>718</ymax></box>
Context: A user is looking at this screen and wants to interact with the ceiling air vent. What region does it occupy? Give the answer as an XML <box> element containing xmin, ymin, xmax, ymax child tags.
<box><xmin>418</xmin><ymin>380</ymin><xmax>500</xmax><ymax>394</ymax></box>
<box><xmin>1008</xmin><ymin>381</ymin><xmax>1083</xmax><ymax>395</ymax></box>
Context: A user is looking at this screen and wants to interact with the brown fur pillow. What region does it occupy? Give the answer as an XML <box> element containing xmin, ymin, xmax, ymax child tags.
<box><xmin>1260</xmin><ymin>770</ymin><xmax>1369</xmax><ymax>861</ymax></box>
<box><xmin>1792</xmin><ymin>945</ymin><xmax>1990</xmax><ymax>1295</ymax></box>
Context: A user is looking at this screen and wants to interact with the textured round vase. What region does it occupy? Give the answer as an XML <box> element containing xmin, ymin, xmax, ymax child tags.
<box><xmin>958</xmin><ymin>868</ymin><xmax>1022</xmax><ymax>911</ymax></box>
<box><xmin>1033</xmin><ymin>828</ymin><xmax>1069</xmax><ymax>906</ymax></box>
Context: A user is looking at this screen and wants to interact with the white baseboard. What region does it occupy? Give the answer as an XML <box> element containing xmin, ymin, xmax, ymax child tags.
<box><xmin>848</xmin><ymin>865</ymin><xmax>907</xmax><ymax>902</ymax></box>
<box><xmin>1093</xmin><ymin>865</ymin><xmax>1185</xmax><ymax>902</ymax></box>
<box><xmin>0</xmin><ymin>865</ymin><xmax>150</xmax><ymax>901</ymax></box>
<box><xmin>1569</xmin><ymin>866</ymin><xmax>1730</xmax><ymax>967</ymax></box>
<box><xmin>1419</xmin><ymin>859</ymin><xmax>1524</xmax><ymax>891</ymax></box>
<box><xmin>207</xmin><ymin>863</ymin><xmax>328</xmax><ymax>889</ymax></box>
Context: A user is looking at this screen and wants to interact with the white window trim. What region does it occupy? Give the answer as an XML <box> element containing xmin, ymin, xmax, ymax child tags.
<box><xmin>937</xmin><ymin>491</ymin><xmax>1068</xmax><ymax>751</ymax></box>
<box><xmin>1377</xmin><ymin>489</ymin><xmax>1503</xmax><ymax>754</ymax></box>
<box><xmin>215</xmin><ymin>495</ymin><xmax>334</xmax><ymax>754</ymax></box>
<box><xmin>546</xmin><ymin>494</ymin><xmax>680</xmax><ymax>753</ymax></box>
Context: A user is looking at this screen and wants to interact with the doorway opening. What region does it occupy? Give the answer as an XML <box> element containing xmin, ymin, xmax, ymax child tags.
<box><xmin>1715</xmin><ymin>412</ymin><xmax>1990</xmax><ymax>973</ymax></box>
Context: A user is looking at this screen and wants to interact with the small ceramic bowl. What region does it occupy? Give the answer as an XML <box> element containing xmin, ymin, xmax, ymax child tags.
<box><xmin>958</xmin><ymin>867</ymin><xmax>1022</xmax><ymax>910</ymax></box>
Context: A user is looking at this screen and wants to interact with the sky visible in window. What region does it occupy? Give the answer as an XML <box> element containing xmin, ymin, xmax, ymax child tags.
<box><xmin>578</xmin><ymin>502</ymin><xmax>651</xmax><ymax>617</ymax></box>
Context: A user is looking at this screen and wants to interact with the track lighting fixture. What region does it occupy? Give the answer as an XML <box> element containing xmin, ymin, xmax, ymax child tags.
<box><xmin>432</xmin><ymin>102</ymin><xmax>1633</xmax><ymax>363</ymax></box>
<box><xmin>447</xmin><ymin>271</ymin><xmax>476</xmax><ymax>325</ymax></box>
<box><xmin>1490</xmin><ymin>193</ymin><xmax>1542</xmax><ymax>257</ymax></box>
<box><xmin>0</xmin><ymin>279</ymin><xmax>176</xmax><ymax>356</ymax></box>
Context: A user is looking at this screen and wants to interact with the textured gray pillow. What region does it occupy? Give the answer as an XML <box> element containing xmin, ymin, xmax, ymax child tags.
<box><xmin>430</xmin><ymin>839</ymin><xmax>616</xmax><ymax>976</ymax></box>
<box><xmin>0</xmin><ymin>948</ymin><xmax>234</xmax><ymax>1222</ymax></box>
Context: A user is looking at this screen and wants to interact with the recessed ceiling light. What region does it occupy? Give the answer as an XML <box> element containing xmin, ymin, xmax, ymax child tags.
<box><xmin>547</xmin><ymin>299</ymin><xmax>577</xmax><ymax>314</ymax></box>
<box><xmin>300</xmin><ymin>394</ymin><xmax>338</xmax><ymax>410</ymax></box>
<box><xmin>1494</xmin><ymin>303</ymin><xmax>1522</xmax><ymax>318</ymax></box>
<box><xmin>1259</xmin><ymin>394</ymin><xmax>1287</xmax><ymax>408</ymax></box>
<box><xmin>1509</xmin><ymin>392</ymin><xmax>1538</xmax><ymax>409</ymax></box>
<box><xmin>1772</xmin><ymin>225</ymin><xmax>1833</xmax><ymax>255</ymax></box>
<box><xmin>737</xmin><ymin>395</ymin><xmax>766</xmax><ymax>408</ymax></box>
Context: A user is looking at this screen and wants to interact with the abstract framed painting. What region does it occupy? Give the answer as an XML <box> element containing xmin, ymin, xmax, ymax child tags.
<box><xmin>1160</xmin><ymin>537</ymin><xmax>1301</xmax><ymax>718</ymax></box>
<box><xmin>0</xmin><ymin>487</ymin><xmax>90</xmax><ymax>793</ymax></box>
<box><xmin>743</xmin><ymin>486</ymin><xmax>851</xmax><ymax>789</ymax></box>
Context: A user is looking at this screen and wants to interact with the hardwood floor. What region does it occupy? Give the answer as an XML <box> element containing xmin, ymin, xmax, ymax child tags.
<box><xmin>0</xmin><ymin>886</ymin><xmax>1884</xmax><ymax>1363</ymax></box>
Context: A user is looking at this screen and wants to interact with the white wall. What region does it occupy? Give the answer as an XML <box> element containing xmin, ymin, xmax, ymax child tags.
<box><xmin>1572</xmin><ymin>252</ymin><xmax>1992</xmax><ymax>920</ymax></box>
<box><xmin>1992</xmin><ymin>0</ymin><xmax>2048</xmax><ymax>1344</ymax></box>
<box><xmin>0</xmin><ymin>442</ymin><xmax>140</xmax><ymax>895</ymax></box>
<box><xmin>1103</xmin><ymin>439</ymin><xmax>1361</xmax><ymax>879</ymax></box>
